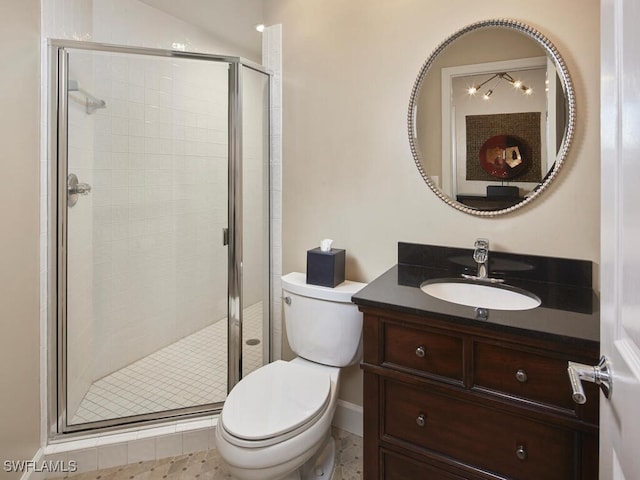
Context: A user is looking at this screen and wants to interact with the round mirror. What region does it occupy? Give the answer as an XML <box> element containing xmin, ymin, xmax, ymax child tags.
<box><xmin>408</xmin><ymin>19</ymin><xmax>575</xmax><ymax>216</ymax></box>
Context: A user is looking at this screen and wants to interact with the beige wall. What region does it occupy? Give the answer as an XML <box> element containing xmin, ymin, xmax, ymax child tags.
<box><xmin>264</xmin><ymin>0</ymin><xmax>600</xmax><ymax>406</ymax></box>
<box><xmin>0</xmin><ymin>0</ymin><xmax>42</xmax><ymax>474</ymax></box>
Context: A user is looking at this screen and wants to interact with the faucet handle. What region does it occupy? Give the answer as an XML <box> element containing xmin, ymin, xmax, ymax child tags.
<box><xmin>473</xmin><ymin>248</ymin><xmax>488</xmax><ymax>264</ymax></box>
<box><xmin>474</xmin><ymin>238</ymin><xmax>489</xmax><ymax>249</ymax></box>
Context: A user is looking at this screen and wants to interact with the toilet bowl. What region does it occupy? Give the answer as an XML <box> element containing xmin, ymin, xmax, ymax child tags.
<box><xmin>215</xmin><ymin>358</ymin><xmax>340</xmax><ymax>480</ymax></box>
<box><xmin>215</xmin><ymin>272</ymin><xmax>366</xmax><ymax>480</ymax></box>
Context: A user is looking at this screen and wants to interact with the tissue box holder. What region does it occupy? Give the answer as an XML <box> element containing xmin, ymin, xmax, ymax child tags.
<box><xmin>306</xmin><ymin>247</ymin><xmax>345</xmax><ymax>288</ymax></box>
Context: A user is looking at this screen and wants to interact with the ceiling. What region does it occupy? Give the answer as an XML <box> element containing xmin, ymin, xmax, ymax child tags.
<box><xmin>138</xmin><ymin>0</ymin><xmax>265</xmax><ymax>60</ymax></box>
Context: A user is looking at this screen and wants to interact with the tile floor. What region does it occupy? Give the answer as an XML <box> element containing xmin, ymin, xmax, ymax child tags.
<box><xmin>54</xmin><ymin>427</ymin><xmax>362</xmax><ymax>480</ymax></box>
<box><xmin>71</xmin><ymin>302</ymin><xmax>265</xmax><ymax>425</ymax></box>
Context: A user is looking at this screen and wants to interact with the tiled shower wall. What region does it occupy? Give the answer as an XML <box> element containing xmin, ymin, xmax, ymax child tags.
<box><xmin>263</xmin><ymin>25</ymin><xmax>283</xmax><ymax>360</ymax></box>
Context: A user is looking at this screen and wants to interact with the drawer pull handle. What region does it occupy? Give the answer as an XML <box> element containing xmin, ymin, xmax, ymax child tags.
<box><xmin>516</xmin><ymin>369</ymin><xmax>528</xmax><ymax>383</ymax></box>
<box><xmin>416</xmin><ymin>413</ymin><xmax>426</xmax><ymax>427</ymax></box>
<box><xmin>516</xmin><ymin>445</ymin><xmax>527</xmax><ymax>461</ymax></box>
<box><xmin>415</xmin><ymin>346</ymin><xmax>426</xmax><ymax>358</ymax></box>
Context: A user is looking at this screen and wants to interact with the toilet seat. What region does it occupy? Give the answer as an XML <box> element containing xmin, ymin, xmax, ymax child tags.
<box><xmin>220</xmin><ymin>360</ymin><xmax>332</xmax><ymax>448</ymax></box>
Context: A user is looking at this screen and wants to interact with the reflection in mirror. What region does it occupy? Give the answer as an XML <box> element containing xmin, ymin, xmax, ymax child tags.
<box><xmin>409</xmin><ymin>20</ymin><xmax>574</xmax><ymax>216</ymax></box>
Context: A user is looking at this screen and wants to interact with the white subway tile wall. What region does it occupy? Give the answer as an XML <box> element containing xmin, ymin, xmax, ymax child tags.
<box><xmin>263</xmin><ymin>24</ymin><xmax>283</xmax><ymax>361</ymax></box>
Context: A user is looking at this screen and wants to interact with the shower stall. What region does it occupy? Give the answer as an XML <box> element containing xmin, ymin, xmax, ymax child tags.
<box><xmin>48</xmin><ymin>40</ymin><xmax>271</xmax><ymax>434</ymax></box>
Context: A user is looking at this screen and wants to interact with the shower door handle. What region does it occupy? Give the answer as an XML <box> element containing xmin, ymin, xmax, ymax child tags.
<box><xmin>67</xmin><ymin>173</ymin><xmax>92</xmax><ymax>207</ymax></box>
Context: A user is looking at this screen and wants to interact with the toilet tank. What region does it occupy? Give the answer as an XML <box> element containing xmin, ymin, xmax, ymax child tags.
<box><xmin>282</xmin><ymin>272</ymin><xmax>367</xmax><ymax>367</ymax></box>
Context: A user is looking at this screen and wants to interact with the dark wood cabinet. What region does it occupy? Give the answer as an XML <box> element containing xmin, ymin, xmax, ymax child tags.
<box><xmin>360</xmin><ymin>306</ymin><xmax>600</xmax><ymax>480</ymax></box>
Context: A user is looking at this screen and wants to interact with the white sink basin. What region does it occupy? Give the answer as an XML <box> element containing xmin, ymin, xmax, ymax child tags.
<box><xmin>420</xmin><ymin>279</ymin><xmax>541</xmax><ymax>311</ymax></box>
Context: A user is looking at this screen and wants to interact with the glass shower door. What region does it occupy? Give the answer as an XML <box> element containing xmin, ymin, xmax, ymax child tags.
<box><xmin>241</xmin><ymin>65</ymin><xmax>271</xmax><ymax>378</ymax></box>
<box><xmin>63</xmin><ymin>47</ymin><xmax>231</xmax><ymax>428</ymax></box>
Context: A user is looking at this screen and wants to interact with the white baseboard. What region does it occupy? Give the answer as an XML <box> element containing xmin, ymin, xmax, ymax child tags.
<box><xmin>17</xmin><ymin>448</ymin><xmax>45</xmax><ymax>480</ymax></box>
<box><xmin>332</xmin><ymin>400</ymin><xmax>363</xmax><ymax>437</ymax></box>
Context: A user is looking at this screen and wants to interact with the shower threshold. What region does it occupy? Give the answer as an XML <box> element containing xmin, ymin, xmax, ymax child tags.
<box><xmin>69</xmin><ymin>302</ymin><xmax>264</xmax><ymax>425</ymax></box>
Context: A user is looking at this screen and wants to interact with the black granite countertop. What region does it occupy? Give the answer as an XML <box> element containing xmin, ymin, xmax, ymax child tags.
<box><xmin>351</xmin><ymin>243</ymin><xmax>600</xmax><ymax>347</ymax></box>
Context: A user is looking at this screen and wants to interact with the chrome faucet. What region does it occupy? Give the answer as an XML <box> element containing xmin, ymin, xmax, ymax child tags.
<box><xmin>473</xmin><ymin>238</ymin><xmax>490</xmax><ymax>279</ymax></box>
<box><xmin>462</xmin><ymin>238</ymin><xmax>503</xmax><ymax>283</ymax></box>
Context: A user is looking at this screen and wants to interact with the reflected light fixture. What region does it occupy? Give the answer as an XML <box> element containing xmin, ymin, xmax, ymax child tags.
<box><xmin>467</xmin><ymin>72</ymin><xmax>532</xmax><ymax>99</ymax></box>
<box><xmin>255</xmin><ymin>24</ymin><xmax>265</xmax><ymax>33</ymax></box>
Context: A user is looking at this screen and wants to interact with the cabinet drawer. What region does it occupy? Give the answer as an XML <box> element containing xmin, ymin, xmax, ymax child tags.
<box><xmin>382</xmin><ymin>450</ymin><xmax>470</xmax><ymax>480</ymax></box>
<box><xmin>383</xmin><ymin>322</ymin><xmax>463</xmax><ymax>381</ymax></box>
<box><xmin>473</xmin><ymin>342</ymin><xmax>582</xmax><ymax>412</ymax></box>
<box><xmin>383</xmin><ymin>379</ymin><xmax>575</xmax><ymax>480</ymax></box>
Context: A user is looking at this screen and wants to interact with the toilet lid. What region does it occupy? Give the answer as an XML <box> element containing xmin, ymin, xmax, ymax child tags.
<box><xmin>221</xmin><ymin>360</ymin><xmax>331</xmax><ymax>441</ymax></box>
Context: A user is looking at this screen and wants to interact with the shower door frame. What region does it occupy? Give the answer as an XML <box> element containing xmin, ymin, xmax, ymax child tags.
<box><xmin>47</xmin><ymin>40</ymin><xmax>271</xmax><ymax>436</ymax></box>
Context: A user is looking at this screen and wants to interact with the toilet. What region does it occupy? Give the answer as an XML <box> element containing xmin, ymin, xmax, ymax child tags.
<box><xmin>215</xmin><ymin>272</ymin><xmax>366</xmax><ymax>480</ymax></box>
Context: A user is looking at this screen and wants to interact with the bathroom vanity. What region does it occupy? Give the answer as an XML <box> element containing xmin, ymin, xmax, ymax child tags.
<box><xmin>352</xmin><ymin>243</ymin><xmax>600</xmax><ymax>480</ymax></box>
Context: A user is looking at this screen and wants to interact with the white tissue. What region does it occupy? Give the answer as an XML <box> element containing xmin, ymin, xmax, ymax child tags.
<box><xmin>320</xmin><ymin>238</ymin><xmax>334</xmax><ymax>252</ymax></box>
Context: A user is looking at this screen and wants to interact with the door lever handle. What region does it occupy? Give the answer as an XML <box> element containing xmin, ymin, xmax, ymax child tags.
<box><xmin>567</xmin><ymin>355</ymin><xmax>612</xmax><ymax>404</ymax></box>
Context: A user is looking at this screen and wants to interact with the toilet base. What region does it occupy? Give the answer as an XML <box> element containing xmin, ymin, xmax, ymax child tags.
<box><xmin>218</xmin><ymin>428</ymin><xmax>337</xmax><ymax>480</ymax></box>
<box><xmin>300</xmin><ymin>434</ymin><xmax>336</xmax><ymax>480</ymax></box>
<box><xmin>279</xmin><ymin>434</ymin><xmax>335</xmax><ymax>480</ymax></box>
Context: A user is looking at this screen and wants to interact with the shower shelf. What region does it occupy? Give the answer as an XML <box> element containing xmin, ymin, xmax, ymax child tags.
<box><xmin>68</xmin><ymin>78</ymin><xmax>106</xmax><ymax>114</ymax></box>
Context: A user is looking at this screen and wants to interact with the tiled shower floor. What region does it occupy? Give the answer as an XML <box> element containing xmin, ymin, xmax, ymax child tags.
<box><xmin>71</xmin><ymin>302</ymin><xmax>265</xmax><ymax>425</ymax></box>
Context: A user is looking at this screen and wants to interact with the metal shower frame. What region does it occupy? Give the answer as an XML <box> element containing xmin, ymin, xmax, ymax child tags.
<box><xmin>47</xmin><ymin>39</ymin><xmax>271</xmax><ymax>436</ymax></box>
